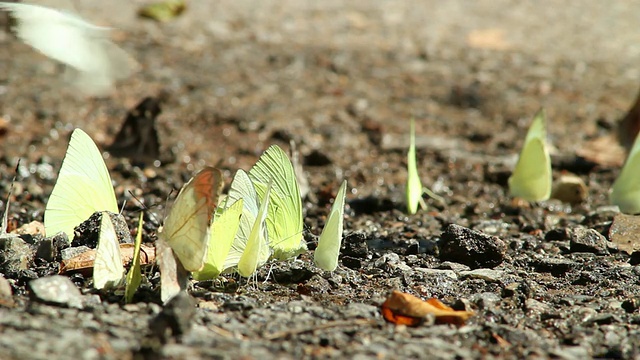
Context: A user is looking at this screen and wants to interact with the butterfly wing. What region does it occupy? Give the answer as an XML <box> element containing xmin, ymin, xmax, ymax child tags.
<box><xmin>508</xmin><ymin>110</ymin><xmax>552</xmax><ymax>202</ymax></box>
<box><xmin>160</xmin><ymin>167</ymin><xmax>223</xmax><ymax>272</ymax></box>
<box><xmin>249</xmin><ymin>145</ymin><xmax>305</xmax><ymax>260</ymax></box>
<box><xmin>611</xmin><ymin>132</ymin><xmax>640</xmax><ymax>213</ymax></box>
<box><xmin>406</xmin><ymin>118</ymin><xmax>423</xmax><ymax>214</ymax></box>
<box><xmin>45</xmin><ymin>129</ymin><xmax>118</xmax><ymax>241</ymax></box>
<box><xmin>238</xmin><ymin>181</ymin><xmax>272</xmax><ymax>277</ymax></box>
<box><xmin>314</xmin><ymin>181</ymin><xmax>347</xmax><ymax>272</ymax></box>
<box><xmin>93</xmin><ymin>212</ymin><xmax>124</xmax><ymax>290</ymax></box>
<box><xmin>223</xmin><ymin>170</ymin><xmax>271</xmax><ymax>271</ymax></box>
<box><xmin>193</xmin><ymin>199</ymin><xmax>244</xmax><ymax>281</ymax></box>
<box><xmin>125</xmin><ymin>213</ymin><xmax>144</xmax><ymax>303</ymax></box>
<box><xmin>0</xmin><ymin>2</ymin><xmax>134</xmax><ymax>94</ymax></box>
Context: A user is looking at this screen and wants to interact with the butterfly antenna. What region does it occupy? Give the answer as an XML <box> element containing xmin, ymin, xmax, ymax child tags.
<box><xmin>126</xmin><ymin>190</ymin><xmax>162</xmax><ymax>225</ymax></box>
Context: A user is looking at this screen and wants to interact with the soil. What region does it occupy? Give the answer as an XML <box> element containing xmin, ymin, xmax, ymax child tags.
<box><xmin>2</xmin><ymin>1</ymin><xmax>640</xmax><ymax>359</ymax></box>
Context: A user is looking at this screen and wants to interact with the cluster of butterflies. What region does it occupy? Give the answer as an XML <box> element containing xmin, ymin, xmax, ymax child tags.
<box><xmin>44</xmin><ymin>129</ymin><xmax>347</xmax><ymax>303</ymax></box>
<box><xmin>508</xmin><ymin>109</ymin><xmax>640</xmax><ymax>214</ymax></box>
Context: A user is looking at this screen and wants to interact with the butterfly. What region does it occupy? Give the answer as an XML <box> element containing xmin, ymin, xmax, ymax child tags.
<box><xmin>45</xmin><ymin>129</ymin><xmax>118</xmax><ymax>241</ymax></box>
<box><xmin>406</xmin><ymin>118</ymin><xmax>426</xmax><ymax>214</ymax></box>
<box><xmin>124</xmin><ymin>212</ymin><xmax>144</xmax><ymax>303</ymax></box>
<box><xmin>158</xmin><ymin>167</ymin><xmax>224</xmax><ymax>272</ymax></box>
<box><xmin>93</xmin><ymin>212</ymin><xmax>124</xmax><ymax>290</ymax></box>
<box><xmin>106</xmin><ymin>96</ymin><xmax>163</xmax><ymax>165</ymax></box>
<box><xmin>611</xmin><ymin>130</ymin><xmax>640</xmax><ymax>214</ymax></box>
<box><xmin>508</xmin><ymin>109</ymin><xmax>552</xmax><ymax>202</ymax></box>
<box><xmin>223</xmin><ymin>170</ymin><xmax>272</xmax><ymax>276</ymax></box>
<box><xmin>248</xmin><ymin>145</ymin><xmax>305</xmax><ymax>260</ymax></box>
<box><xmin>0</xmin><ymin>1</ymin><xmax>135</xmax><ymax>95</ymax></box>
<box><xmin>314</xmin><ymin>180</ymin><xmax>347</xmax><ymax>272</ymax></box>
<box><xmin>192</xmin><ymin>198</ymin><xmax>244</xmax><ymax>281</ymax></box>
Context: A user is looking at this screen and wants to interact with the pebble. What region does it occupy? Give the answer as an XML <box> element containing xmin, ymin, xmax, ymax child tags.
<box><xmin>532</xmin><ymin>257</ymin><xmax>577</xmax><ymax>275</ymax></box>
<box><xmin>28</xmin><ymin>275</ymin><xmax>83</xmax><ymax>309</ymax></box>
<box><xmin>0</xmin><ymin>235</ymin><xmax>33</xmax><ymax>273</ymax></box>
<box><xmin>460</xmin><ymin>269</ymin><xmax>504</xmax><ymax>282</ymax></box>
<box><xmin>569</xmin><ymin>226</ymin><xmax>609</xmax><ymax>255</ymax></box>
<box><xmin>414</xmin><ymin>268</ymin><xmax>458</xmax><ymax>281</ymax></box>
<box><xmin>439</xmin><ymin>224</ymin><xmax>506</xmax><ymax>269</ymax></box>
<box><xmin>609</xmin><ymin>213</ymin><xmax>640</xmax><ymax>254</ymax></box>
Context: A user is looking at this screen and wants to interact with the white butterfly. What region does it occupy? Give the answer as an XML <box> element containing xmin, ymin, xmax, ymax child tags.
<box><xmin>314</xmin><ymin>180</ymin><xmax>347</xmax><ymax>272</ymax></box>
<box><xmin>223</xmin><ymin>170</ymin><xmax>272</xmax><ymax>276</ymax></box>
<box><xmin>0</xmin><ymin>2</ymin><xmax>135</xmax><ymax>95</ymax></box>
<box><xmin>93</xmin><ymin>212</ymin><xmax>124</xmax><ymax>290</ymax></box>
<box><xmin>45</xmin><ymin>129</ymin><xmax>118</xmax><ymax>241</ymax></box>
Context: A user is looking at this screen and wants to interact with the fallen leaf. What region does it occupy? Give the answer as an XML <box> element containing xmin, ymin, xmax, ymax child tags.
<box><xmin>59</xmin><ymin>244</ymin><xmax>156</xmax><ymax>275</ymax></box>
<box><xmin>381</xmin><ymin>290</ymin><xmax>473</xmax><ymax>326</ymax></box>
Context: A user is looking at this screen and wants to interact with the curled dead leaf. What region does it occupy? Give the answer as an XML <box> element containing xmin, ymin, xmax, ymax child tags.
<box><xmin>59</xmin><ymin>244</ymin><xmax>156</xmax><ymax>275</ymax></box>
<box><xmin>381</xmin><ymin>290</ymin><xmax>473</xmax><ymax>327</ymax></box>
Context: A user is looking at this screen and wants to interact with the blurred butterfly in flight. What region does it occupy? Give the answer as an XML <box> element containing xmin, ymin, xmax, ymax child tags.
<box><xmin>0</xmin><ymin>1</ymin><xmax>137</xmax><ymax>96</ymax></box>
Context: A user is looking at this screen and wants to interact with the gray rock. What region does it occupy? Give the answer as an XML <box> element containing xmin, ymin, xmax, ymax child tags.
<box><xmin>460</xmin><ymin>268</ymin><xmax>504</xmax><ymax>282</ymax></box>
<box><xmin>28</xmin><ymin>275</ymin><xmax>83</xmax><ymax>309</ymax></box>
<box><xmin>60</xmin><ymin>246</ymin><xmax>91</xmax><ymax>261</ymax></box>
<box><xmin>415</xmin><ymin>268</ymin><xmax>458</xmax><ymax>280</ymax></box>
<box><xmin>569</xmin><ymin>227</ymin><xmax>609</xmax><ymax>255</ymax></box>
<box><xmin>439</xmin><ymin>224</ymin><xmax>506</xmax><ymax>269</ymax></box>
<box><xmin>0</xmin><ymin>235</ymin><xmax>34</xmax><ymax>273</ymax></box>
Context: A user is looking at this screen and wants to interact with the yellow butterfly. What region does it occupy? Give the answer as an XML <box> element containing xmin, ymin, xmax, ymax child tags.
<box><xmin>314</xmin><ymin>181</ymin><xmax>347</xmax><ymax>272</ymax></box>
<box><xmin>508</xmin><ymin>109</ymin><xmax>552</xmax><ymax>201</ymax></box>
<box><xmin>45</xmin><ymin>129</ymin><xmax>118</xmax><ymax>241</ymax></box>
<box><xmin>611</xmin><ymin>130</ymin><xmax>640</xmax><ymax>213</ymax></box>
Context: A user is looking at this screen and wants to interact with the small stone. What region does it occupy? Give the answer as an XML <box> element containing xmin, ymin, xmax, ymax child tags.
<box><xmin>471</xmin><ymin>292</ymin><xmax>501</xmax><ymax>309</ymax></box>
<box><xmin>341</xmin><ymin>256</ymin><xmax>362</xmax><ymax>269</ymax></box>
<box><xmin>0</xmin><ymin>273</ymin><xmax>12</xmax><ymax>298</ymax></box>
<box><xmin>532</xmin><ymin>257</ymin><xmax>577</xmax><ymax>275</ymax></box>
<box><xmin>439</xmin><ymin>224</ymin><xmax>506</xmax><ymax>269</ymax></box>
<box><xmin>61</xmin><ymin>246</ymin><xmax>91</xmax><ymax>261</ymax></box>
<box><xmin>460</xmin><ymin>269</ymin><xmax>504</xmax><ymax>282</ymax></box>
<box><xmin>0</xmin><ymin>235</ymin><xmax>34</xmax><ymax>273</ymax></box>
<box><xmin>569</xmin><ymin>226</ymin><xmax>609</xmax><ymax>255</ymax></box>
<box><xmin>341</xmin><ymin>233</ymin><xmax>368</xmax><ymax>258</ymax></box>
<box><xmin>14</xmin><ymin>221</ymin><xmax>45</xmax><ymax>236</ymax></box>
<box><xmin>149</xmin><ymin>291</ymin><xmax>196</xmax><ymax>341</ymax></box>
<box><xmin>415</xmin><ymin>268</ymin><xmax>458</xmax><ymax>281</ymax></box>
<box><xmin>609</xmin><ymin>213</ymin><xmax>640</xmax><ymax>254</ymax></box>
<box><xmin>551</xmin><ymin>174</ymin><xmax>588</xmax><ymax>204</ymax></box>
<box><xmin>36</xmin><ymin>238</ymin><xmax>55</xmax><ymax>262</ymax></box>
<box><xmin>28</xmin><ymin>275</ymin><xmax>83</xmax><ymax>309</ymax></box>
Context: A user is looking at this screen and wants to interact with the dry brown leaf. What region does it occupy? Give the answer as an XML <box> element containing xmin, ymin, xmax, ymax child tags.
<box><xmin>59</xmin><ymin>244</ymin><xmax>156</xmax><ymax>275</ymax></box>
<box><xmin>381</xmin><ymin>290</ymin><xmax>473</xmax><ymax>326</ymax></box>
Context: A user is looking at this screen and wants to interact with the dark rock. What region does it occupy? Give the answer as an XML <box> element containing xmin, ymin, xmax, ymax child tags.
<box><xmin>545</xmin><ymin>228</ymin><xmax>570</xmax><ymax>241</ymax></box>
<box><xmin>438</xmin><ymin>224</ymin><xmax>506</xmax><ymax>269</ymax></box>
<box><xmin>342</xmin><ymin>232</ymin><xmax>368</xmax><ymax>258</ymax></box>
<box><xmin>35</xmin><ymin>238</ymin><xmax>54</xmax><ymax>262</ymax></box>
<box><xmin>149</xmin><ymin>291</ymin><xmax>196</xmax><ymax>342</ymax></box>
<box><xmin>569</xmin><ymin>227</ymin><xmax>609</xmax><ymax>255</ymax></box>
<box><xmin>51</xmin><ymin>233</ymin><xmax>70</xmax><ymax>261</ymax></box>
<box><xmin>72</xmin><ymin>211</ymin><xmax>132</xmax><ymax>248</ymax></box>
<box><xmin>531</xmin><ymin>258</ymin><xmax>577</xmax><ymax>276</ymax></box>
<box><xmin>341</xmin><ymin>256</ymin><xmax>362</xmax><ymax>269</ymax></box>
<box><xmin>28</xmin><ymin>275</ymin><xmax>83</xmax><ymax>309</ymax></box>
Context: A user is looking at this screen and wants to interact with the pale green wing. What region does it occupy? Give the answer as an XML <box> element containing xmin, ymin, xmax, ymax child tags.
<box><xmin>93</xmin><ymin>212</ymin><xmax>124</xmax><ymax>290</ymax></box>
<box><xmin>314</xmin><ymin>181</ymin><xmax>347</xmax><ymax>272</ymax></box>
<box><xmin>193</xmin><ymin>199</ymin><xmax>244</xmax><ymax>281</ymax></box>
<box><xmin>159</xmin><ymin>167</ymin><xmax>223</xmax><ymax>272</ymax></box>
<box><xmin>223</xmin><ymin>170</ymin><xmax>271</xmax><ymax>271</ymax></box>
<box><xmin>45</xmin><ymin>129</ymin><xmax>118</xmax><ymax>241</ymax></box>
<box><xmin>611</xmin><ymin>131</ymin><xmax>640</xmax><ymax>213</ymax></box>
<box><xmin>508</xmin><ymin>110</ymin><xmax>552</xmax><ymax>202</ymax></box>
<box><xmin>238</xmin><ymin>181</ymin><xmax>272</xmax><ymax>278</ymax></box>
<box><xmin>406</xmin><ymin>118</ymin><xmax>424</xmax><ymax>214</ymax></box>
<box><xmin>125</xmin><ymin>212</ymin><xmax>144</xmax><ymax>303</ymax></box>
<box><xmin>249</xmin><ymin>145</ymin><xmax>305</xmax><ymax>260</ymax></box>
